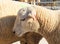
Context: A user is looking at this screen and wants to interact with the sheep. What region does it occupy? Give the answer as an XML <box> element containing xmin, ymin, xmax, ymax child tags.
<box><xmin>0</xmin><ymin>1</ymin><xmax>42</xmax><ymax>44</ymax></box>
<box><xmin>0</xmin><ymin>16</ymin><xmax>42</xmax><ymax>44</ymax></box>
<box><xmin>13</xmin><ymin>6</ymin><xmax>60</xmax><ymax>44</ymax></box>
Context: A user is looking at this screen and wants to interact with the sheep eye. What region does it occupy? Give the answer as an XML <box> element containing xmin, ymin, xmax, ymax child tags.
<box><xmin>20</xmin><ymin>18</ymin><xmax>25</xmax><ymax>21</ymax></box>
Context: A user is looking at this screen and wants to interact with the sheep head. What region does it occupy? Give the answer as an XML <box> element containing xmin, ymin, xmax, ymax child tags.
<box><xmin>13</xmin><ymin>7</ymin><xmax>40</xmax><ymax>37</ymax></box>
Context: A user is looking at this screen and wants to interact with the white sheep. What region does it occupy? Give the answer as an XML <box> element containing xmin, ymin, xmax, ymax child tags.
<box><xmin>13</xmin><ymin>6</ymin><xmax>60</xmax><ymax>44</ymax></box>
<box><xmin>0</xmin><ymin>1</ymin><xmax>42</xmax><ymax>44</ymax></box>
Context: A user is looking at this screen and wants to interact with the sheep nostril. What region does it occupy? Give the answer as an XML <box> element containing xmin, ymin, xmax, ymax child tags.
<box><xmin>25</xmin><ymin>43</ymin><xmax>27</xmax><ymax>44</ymax></box>
<box><xmin>13</xmin><ymin>31</ymin><xmax>15</xmax><ymax>34</ymax></box>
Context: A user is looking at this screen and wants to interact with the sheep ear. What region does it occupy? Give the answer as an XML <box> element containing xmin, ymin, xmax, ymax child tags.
<box><xmin>28</xmin><ymin>13</ymin><xmax>36</xmax><ymax>20</ymax></box>
<box><xmin>28</xmin><ymin>13</ymin><xmax>32</xmax><ymax>17</ymax></box>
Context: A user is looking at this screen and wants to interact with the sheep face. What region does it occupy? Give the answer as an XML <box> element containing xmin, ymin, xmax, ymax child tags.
<box><xmin>13</xmin><ymin>7</ymin><xmax>40</xmax><ymax>37</ymax></box>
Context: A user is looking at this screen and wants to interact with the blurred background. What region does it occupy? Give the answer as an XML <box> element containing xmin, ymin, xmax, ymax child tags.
<box><xmin>13</xmin><ymin>0</ymin><xmax>60</xmax><ymax>10</ymax></box>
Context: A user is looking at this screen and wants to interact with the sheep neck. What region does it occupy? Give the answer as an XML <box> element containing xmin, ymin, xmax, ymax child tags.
<box><xmin>35</xmin><ymin>6</ymin><xmax>59</xmax><ymax>36</ymax></box>
<box><xmin>34</xmin><ymin>6</ymin><xmax>60</xmax><ymax>44</ymax></box>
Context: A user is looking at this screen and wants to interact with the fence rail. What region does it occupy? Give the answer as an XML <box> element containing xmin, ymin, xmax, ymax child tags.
<box><xmin>14</xmin><ymin>0</ymin><xmax>60</xmax><ymax>10</ymax></box>
<box><xmin>27</xmin><ymin>1</ymin><xmax>60</xmax><ymax>10</ymax></box>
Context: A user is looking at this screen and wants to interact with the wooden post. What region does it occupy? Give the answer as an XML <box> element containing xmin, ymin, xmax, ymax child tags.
<box><xmin>19</xmin><ymin>0</ymin><xmax>27</xmax><ymax>2</ymax></box>
<box><xmin>53</xmin><ymin>0</ymin><xmax>56</xmax><ymax>9</ymax></box>
<box><xmin>18</xmin><ymin>0</ymin><xmax>40</xmax><ymax>5</ymax></box>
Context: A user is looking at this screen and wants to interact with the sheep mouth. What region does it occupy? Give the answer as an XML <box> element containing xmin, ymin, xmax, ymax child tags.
<box><xmin>15</xmin><ymin>31</ymin><xmax>29</xmax><ymax>37</ymax></box>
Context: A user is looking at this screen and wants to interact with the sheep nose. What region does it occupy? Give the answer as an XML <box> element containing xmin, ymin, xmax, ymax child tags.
<box><xmin>13</xmin><ymin>31</ymin><xmax>15</xmax><ymax>34</ymax></box>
